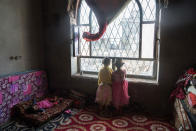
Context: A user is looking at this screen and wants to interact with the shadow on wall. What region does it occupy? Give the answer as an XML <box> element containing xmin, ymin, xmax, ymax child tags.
<box><xmin>21</xmin><ymin>0</ymin><xmax>44</xmax><ymax>69</ymax></box>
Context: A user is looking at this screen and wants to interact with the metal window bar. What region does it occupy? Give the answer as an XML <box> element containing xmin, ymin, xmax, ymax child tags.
<box><xmin>78</xmin><ymin>56</ymin><xmax>156</xmax><ymax>61</ymax></box>
<box><xmin>80</xmin><ymin>58</ymin><xmax>157</xmax><ymax>79</ymax></box>
<box><xmin>79</xmin><ymin>56</ymin><xmax>157</xmax><ymax>79</ymax></box>
<box><xmin>73</xmin><ymin>26</ymin><xmax>79</xmax><ymax>56</ymax></box>
<box><xmin>81</xmin><ymin>71</ymin><xmax>156</xmax><ymax>79</ymax></box>
<box><xmin>152</xmin><ymin>0</ymin><xmax>160</xmax><ymax>78</ymax></box>
<box><xmin>89</xmin><ymin>10</ymin><xmax>92</xmax><ymax>57</ymax></box>
<box><xmin>135</xmin><ymin>0</ymin><xmax>143</xmax><ymax>59</ymax></box>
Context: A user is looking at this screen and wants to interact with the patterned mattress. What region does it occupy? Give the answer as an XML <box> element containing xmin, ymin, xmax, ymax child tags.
<box><xmin>11</xmin><ymin>97</ymin><xmax>73</xmax><ymax>127</ymax></box>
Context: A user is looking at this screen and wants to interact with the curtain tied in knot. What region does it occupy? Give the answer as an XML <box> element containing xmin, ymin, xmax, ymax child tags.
<box><xmin>67</xmin><ymin>0</ymin><xmax>169</xmax><ymax>42</ymax></box>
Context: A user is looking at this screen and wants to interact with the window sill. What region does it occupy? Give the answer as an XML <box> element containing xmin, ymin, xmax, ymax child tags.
<box><xmin>71</xmin><ymin>73</ymin><xmax>158</xmax><ymax>85</ymax></box>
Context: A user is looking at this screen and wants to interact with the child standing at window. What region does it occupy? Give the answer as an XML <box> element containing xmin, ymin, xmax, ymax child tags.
<box><xmin>95</xmin><ymin>57</ymin><xmax>113</xmax><ymax>112</ymax></box>
<box><xmin>112</xmin><ymin>58</ymin><xmax>130</xmax><ymax>113</ymax></box>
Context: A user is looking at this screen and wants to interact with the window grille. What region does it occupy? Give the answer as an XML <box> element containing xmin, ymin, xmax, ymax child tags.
<box><xmin>74</xmin><ymin>0</ymin><xmax>159</xmax><ymax>79</ymax></box>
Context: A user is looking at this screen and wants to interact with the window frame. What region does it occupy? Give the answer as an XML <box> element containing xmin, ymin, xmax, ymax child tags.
<box><xmin>73</xmin><ymin>0</ymin><xmax>160</xmax><ymax>80</ymax></box>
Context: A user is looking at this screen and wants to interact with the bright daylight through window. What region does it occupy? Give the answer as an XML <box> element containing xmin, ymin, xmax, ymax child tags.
<box><xmin>74</xmin><ymin>0</ymin><xmax>159</xmax><ymax>79</ymax></box>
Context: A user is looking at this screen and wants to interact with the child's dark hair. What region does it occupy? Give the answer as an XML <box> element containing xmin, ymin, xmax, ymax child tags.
<box><xmin>102</xmin><ymin>57</ymin><xmax>110</xmax><ymax>66</ymax></box>
<box><xmin>115</xmin><ymin>58</ymin><xmax>124</xmax><ymax>69</ymax></box>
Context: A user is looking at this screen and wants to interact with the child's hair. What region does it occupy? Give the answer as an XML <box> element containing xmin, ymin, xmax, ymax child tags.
<box><xmin>115</xmin><ymin>58</ymin><xmax>124</xmax><ymax>69</ymax></box>
<box><xmin>102</xmin><ymin>57</ymin><xmax>111</xmax><ymax>66</ymax></box>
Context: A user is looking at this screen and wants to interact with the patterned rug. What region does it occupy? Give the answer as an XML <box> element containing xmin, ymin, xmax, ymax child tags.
<box><xmin>55</xmin><ymin>108</ymin><xmax>176</xmax><ymax>131</ymax></box>
<box><xmin>1</xmin><ymin>107</ymin><xmax>176</xmax><ymax>131</ymax></box>
<box><xmin>0</xmin><ymin>113</ymin><xmax>71</xmax><ymax>131</ymax></box>
<box><xmin>0</xmin><ymin>109</ymin><xmax>80</xmax><ymax>131</ymax></box>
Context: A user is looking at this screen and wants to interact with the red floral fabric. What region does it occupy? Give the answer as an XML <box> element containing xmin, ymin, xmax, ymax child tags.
<box><xmin>170</xmin><ymin>68</ymin><xmax>196</xmax><ymax>101</ymax></box>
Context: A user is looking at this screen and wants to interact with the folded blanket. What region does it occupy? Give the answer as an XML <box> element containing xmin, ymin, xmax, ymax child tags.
<box><xmin>188</xmin><ymin>92</ymin><xmax>196</xmax><ymax>107</ymax></box>
<box><xmin>188</xmin><ymin>86</ymin><xmax>196</xmax><ymax>95</ymax></box>
<box><xmin>37</xmin><ymin>99</ymin><xmax>54</xmax><ymax>109</ymax></box>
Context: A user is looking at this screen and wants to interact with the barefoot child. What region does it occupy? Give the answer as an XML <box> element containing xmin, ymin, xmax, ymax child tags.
<box><xmin>112</xmin><ymin>58</ymin><xmax>130</xmax><ymax>113</ymax></box>
<box><xmin>95</xmin><ymin>58</ymin><xmax>113</xmax><ymax>112</ymax></box>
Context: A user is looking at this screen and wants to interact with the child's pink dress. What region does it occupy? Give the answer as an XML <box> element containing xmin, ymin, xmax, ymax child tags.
<box><xmin>112</xmin><ymin>70</ymin><xmax>130</xmax><ymax>109</ymax></box>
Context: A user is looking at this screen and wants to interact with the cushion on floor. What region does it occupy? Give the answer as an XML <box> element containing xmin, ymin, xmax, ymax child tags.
<box><xmin>11</xmin><ymin>96</ymin><xmax>73</xmax><ymax>127</ymax></box>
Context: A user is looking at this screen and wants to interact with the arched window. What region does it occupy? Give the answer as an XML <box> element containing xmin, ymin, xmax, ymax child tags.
<box><xmin>74</xmin><ymin>0</ymin><xmax>159</xmax><ymax>79</ymax></box>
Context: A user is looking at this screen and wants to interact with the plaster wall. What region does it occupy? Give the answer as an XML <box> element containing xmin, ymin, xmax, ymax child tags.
<box><xmin>0</xmin><ymin>0</ymin><xmax>44</xmax><ymax>76</ymax></box>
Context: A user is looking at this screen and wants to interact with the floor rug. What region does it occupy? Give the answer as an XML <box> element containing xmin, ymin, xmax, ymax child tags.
<box><xmin>0</xmin><ymin>113</ymin><xmax>71</xmax><ymax>131</ymax></box>
<box><xmin>0</xmin><ymin>109</ymin><xmax>79</xmax><ymax>131</ymax></box>
<box><xmin>1</xmin><ymin>107</ymin><xmax>176</xmax><ymax>131</ymax></box>
<box><xmin>55</xmin><ymin>108</ymin><xmax>176</xmax><ymax>131</ymax></box>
